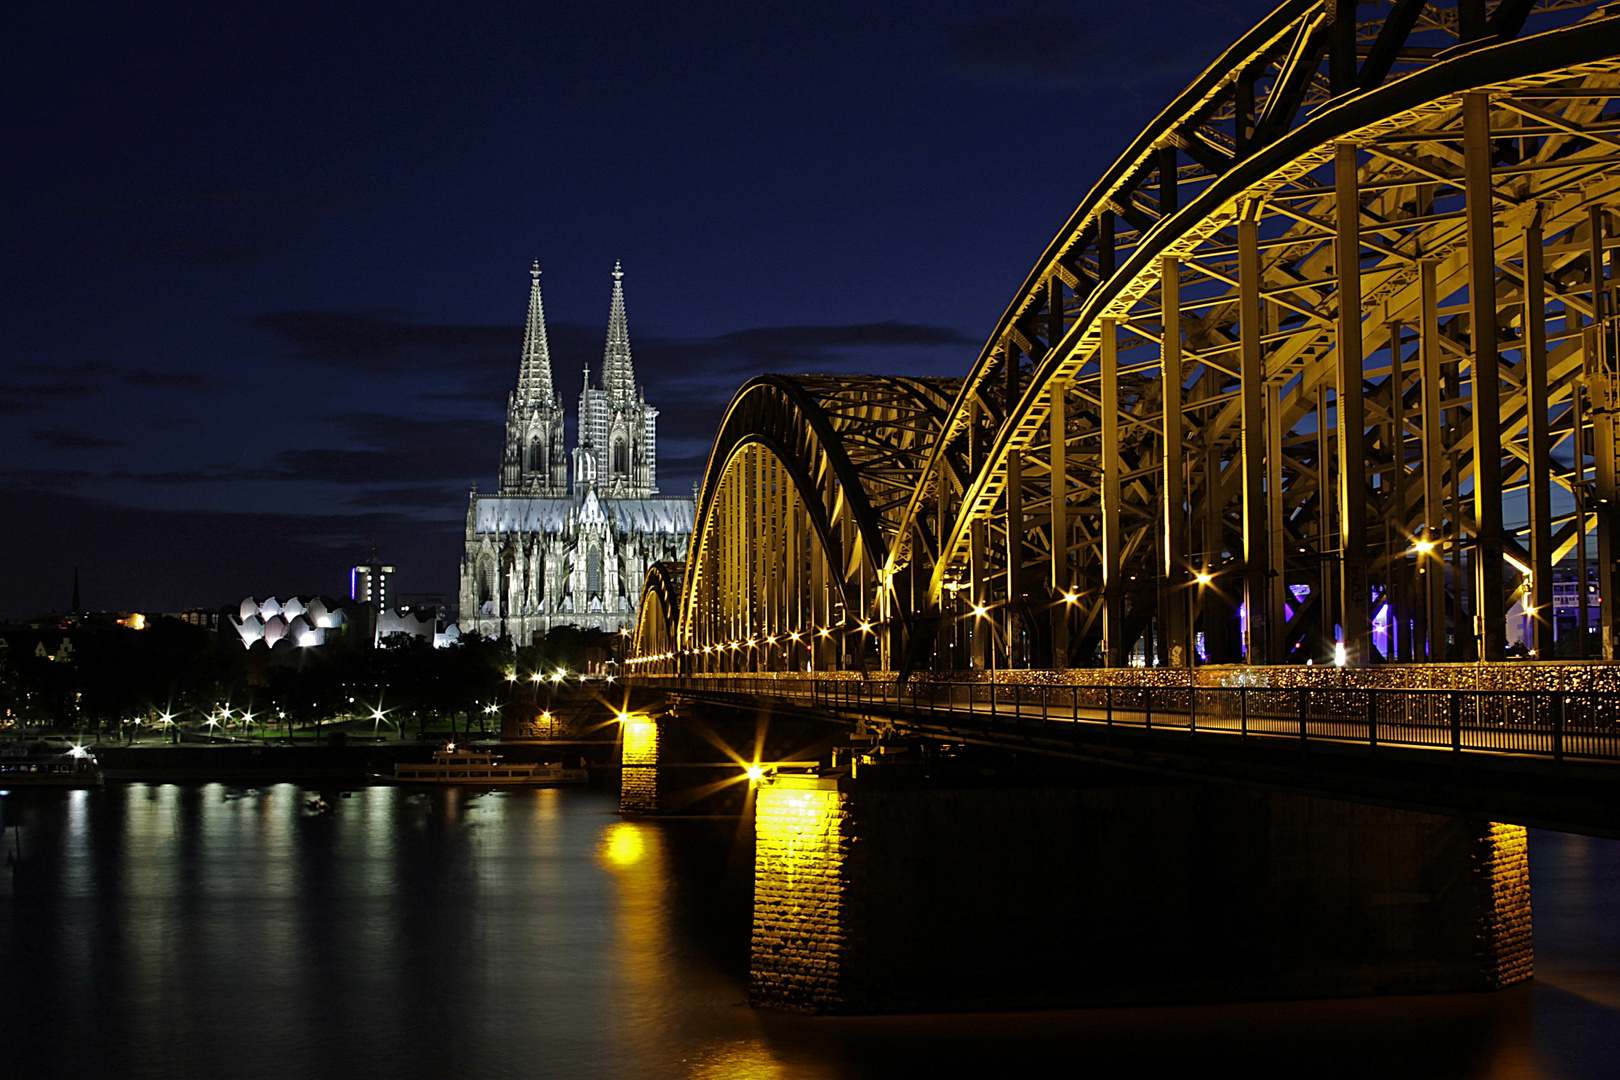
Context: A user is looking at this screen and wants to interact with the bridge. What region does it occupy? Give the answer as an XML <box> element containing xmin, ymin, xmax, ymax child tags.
<box><xmin>616</xmin><ymin>2</ymin><xmax>1620</xmax><ymax>1013</ymax></box>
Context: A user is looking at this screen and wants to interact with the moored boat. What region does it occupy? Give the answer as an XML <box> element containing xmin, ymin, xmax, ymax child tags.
<box><xmin>0</xmin><ymin>743</ymin><xmax>104</xmax><ymax>787</ymax></box>
<box><xmin>372</xmin><ymin>745</ymin><xmax>588</xmax><ymax>786</ymax></box>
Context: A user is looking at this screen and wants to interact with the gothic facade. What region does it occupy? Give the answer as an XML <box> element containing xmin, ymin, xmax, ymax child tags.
<box><xmin>460</xmin><ymin>263</ymin><xmax>693</xmax><ymax>644</ymax></box>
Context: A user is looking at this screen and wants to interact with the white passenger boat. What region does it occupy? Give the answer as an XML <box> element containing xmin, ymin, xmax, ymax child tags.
<box><xmin>373</xmin><ymin>746</ymin><xmax>589</xmax><ymax>786</ymax></box>
<box><xmin>0</xmin><ymin>744</ymin><xmax>103</xmax><ymax>787</ymax></box>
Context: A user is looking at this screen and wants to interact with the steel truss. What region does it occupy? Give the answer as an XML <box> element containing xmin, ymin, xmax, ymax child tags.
<box><xmin>633</xmin><ymin>376</ymin><xmax>960</xmax><ymax>673</ymax></box>
<box><xmin>635</xmin><ymin>2</ymin><xmax>1620</xmax><ymax>674</ymax></box>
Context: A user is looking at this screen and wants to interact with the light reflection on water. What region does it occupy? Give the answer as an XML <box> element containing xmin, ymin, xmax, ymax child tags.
<box><xmin>0</xmin><ymin>785</ymin><xmax>1615</xmax><ymax>1079</ymax></box>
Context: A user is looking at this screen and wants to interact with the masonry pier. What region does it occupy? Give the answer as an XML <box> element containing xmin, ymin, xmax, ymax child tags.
<box><xmin>749</xmin><ymin>765</ymin><xmax>1531</xmax><ymax>1014</ymax></box>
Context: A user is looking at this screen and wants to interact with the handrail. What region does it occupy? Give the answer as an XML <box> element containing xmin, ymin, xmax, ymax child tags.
<box><xmin>631</xmin><ymin>675</ymin><xmax>1620</xmax><ymax>764</ymax></box>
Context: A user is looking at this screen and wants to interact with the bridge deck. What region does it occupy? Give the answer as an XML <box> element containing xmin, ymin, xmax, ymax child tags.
<box><xmin>634</xmin><ymin>675</ymin><xmax>1620</xmax><ymax>837</ymax></box>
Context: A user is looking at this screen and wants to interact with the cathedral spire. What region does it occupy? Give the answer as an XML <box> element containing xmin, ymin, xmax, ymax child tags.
<box><xmin>518</xmin><ymin>260</ymin><xmax>554</xmax><ymax>402</ymax></box>
<box><xmin>602</xmin><ymin>261</ymin><xmax>635</xmax><ymax>402</ymax></box>
<box><xmin>500</xmin><ymin>260</ymin><xmax>566</xmax><ymax>497</ymax></box>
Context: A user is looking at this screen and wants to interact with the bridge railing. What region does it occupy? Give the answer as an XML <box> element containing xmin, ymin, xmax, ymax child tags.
<box><xmin>637</xmin><ymin>675</ymin><xmax>1620</xmax><ymax>763</ymax></box>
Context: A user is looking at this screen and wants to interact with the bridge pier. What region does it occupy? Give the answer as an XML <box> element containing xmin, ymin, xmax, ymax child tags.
<box><xmin>618</xmin><ymin>715</ymin><xmax>662</xmax><ymax>814</ymax></box>
<box><xmin>750</xmin><ymin>768</ymin><xmax>1530</xmax><ymax>1013</ymax></box>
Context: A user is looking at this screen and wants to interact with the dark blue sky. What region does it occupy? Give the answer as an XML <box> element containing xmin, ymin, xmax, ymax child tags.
<box><xmin>2</xmin><ymin>0</ymin><xmax>1273</xmax><ymax>618</ymax></box>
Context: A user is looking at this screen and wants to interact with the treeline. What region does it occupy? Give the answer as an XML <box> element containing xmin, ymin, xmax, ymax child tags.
<box><xmin>0</xmin><ymin>617</ymin><xmax>617</xmax><ymax>733</ymax></box>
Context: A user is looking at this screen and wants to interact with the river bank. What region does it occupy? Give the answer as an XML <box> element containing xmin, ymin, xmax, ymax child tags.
<box><xmin>86</xmin><ymin>740</ymin><xmax>620</xmax><ymax>782</ymax></box>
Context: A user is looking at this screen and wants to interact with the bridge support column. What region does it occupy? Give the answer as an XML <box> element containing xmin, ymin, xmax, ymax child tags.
<box><xmin>1334</xmin><ymin>142</ymin><xmax>1369</xmax><ymax>665</ymax></box>
<box><xmin>1100</xmin><ymin>318</ymin><xmax>1124</xmax><ymax>667</ymax></box>
<box><xmin>749</xmin><ymin>772</ymin><xmax>1530</xmax><ymax>1014</ymax></box>
<box><xmin>1161</xmin><ymin>257</ymin><xmax>1190</xmax><ymax>666</ymax></box>
<box><xmin>1050</xmin><ymin>378</ymin><xmax>1070</xmax><ymax>668</ymax></box>
<box><xmin>619</xmin><ymin>716</ymin><xmax>661</xmax><ymax>814</ymax></box>
<box><xmin>1525</xmin><ymin>211</ymin><xmax>1553</xmax><ymax>658</ymax></box>
<box><xmin>1464</xmin><ymin>94</ymin><xmax>1507</xmax><ymax>661</ymax></box>
<box><xmin>1591</xmin><ymin>207</ymin><xmax>1620</xmax><ymax>662</ymax></box>
<box><xmin>1238</xmin><ymin>200</ymin><xmax>1271</xmax><ymax>664</ymax></box>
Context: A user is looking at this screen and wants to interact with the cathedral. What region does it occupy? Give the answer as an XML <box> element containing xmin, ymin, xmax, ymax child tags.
<box><xmin>459</xmin><ymin>262</ymin><xmax>694</xmax><ymax>644</ymax></box>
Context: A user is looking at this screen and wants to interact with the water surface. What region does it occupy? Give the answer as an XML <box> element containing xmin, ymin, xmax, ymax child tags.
<box><xmin>1</xmin><ymin>784</ymin><xmax>1616</xmax><ymax>1079</ymax></box>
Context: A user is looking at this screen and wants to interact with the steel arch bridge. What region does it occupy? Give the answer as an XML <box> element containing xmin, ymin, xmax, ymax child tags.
<box><xmin>633</xmin><ymin>1</ymin><xmax>1620</xmax><ymax>676</ymax></box>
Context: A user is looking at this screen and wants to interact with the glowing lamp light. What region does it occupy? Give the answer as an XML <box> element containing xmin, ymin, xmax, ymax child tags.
<box><xmin>552</xmin><ymin>672</ymin><xmax>565</xmax><ymax>684</ymax></box>
<box><xmin>972</xmin><ymin>604</ymin><xmax>988</xmax><ymax>618</ymax></box>
<box><xmin>530</xmin><ymin>672</ymin><xmax>543</xmax><ymax>683</ymax></box>
<box><xmin>68</xmin><ymin>744</ymin><xmax>89</xmax><ymax>759</ymax></box>
<box><xmin>745</xmin><ymin>764</ymin><xmax>766</xmax><ymax>783</ymax></box>
<box><xmin>818</xmin><ymin>627</ymin><xmax>832</xmax><ymax>638</ymax></box>
<box><xmin>1413</xmin><ymin>539</ymin><xmax>1436</xmax><ymax>554</ymax></box>
<box><xmin>1064</xmin><ymin>591</ymin><xmax>1078</xmax><ymax>604</ymax></box>
<box><xmin>1333</xmin><ymin>642</ymin><xmax>1348</xmax><ymax>667</ymax></box>
<box><xmin>1194</xmin><ymin>571</ymin><xmax>1213</xmax><ymax>586</ymax></box>
<box><xmin>789</xmin><ymin>631</ymin><xmax>802</xmax><ymax>641</ymax></box>
<box><xmin>371</xmin><ymin>708</ymin><xmax>385</xmax><ymax>721</ymax></box>
<box><xmin>859</xmin><ymin>621</ymin><xmax>873</xmax><ymax>633</ymax></box>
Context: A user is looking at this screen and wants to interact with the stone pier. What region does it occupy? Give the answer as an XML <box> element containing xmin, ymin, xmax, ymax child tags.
<box><xmin>619</xmin><ymin>717</ymin><xmax>661</xmax><ymax>813</ymax></box>
<box><xmin>749</xmin><ymin>772</ymin><xmax>1531</xmax><ymax>1013</ymax></box>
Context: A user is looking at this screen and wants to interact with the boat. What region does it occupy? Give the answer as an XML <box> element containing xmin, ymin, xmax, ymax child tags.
<box><xmin>372</xmin><ymin>745</ymin><xmax>589</xmax><ymax>786</ymax></box>
<box><xmin>0</xmin><ymin>743</ymin><xmax>104</xmax><ymax>787</ymax></box>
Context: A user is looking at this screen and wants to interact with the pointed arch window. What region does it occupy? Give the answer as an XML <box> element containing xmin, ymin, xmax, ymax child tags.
<box><xmin>588</xmin><ymin>544</ymin><xmax>603</xmax><ymax>596</ymax></box>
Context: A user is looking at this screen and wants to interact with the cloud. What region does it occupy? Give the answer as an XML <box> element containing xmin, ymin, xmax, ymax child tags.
<box><xmin>0</xmin><ymin>377</ymin><xmax>100</xmax><ymax>414</ymax></box>
<box><xmin>251</xmin><ymin>309</ymin><xmax>970</xmax><ymax>377</ymax></box>
<box><xmin>0</xmin><ymin>364</ymin><xmax>222</xmax><ymax>413</ymax></box>
<box><xmin>30</xmin><ymin>428</ymin><xmax>123</xmax><ymax>450</ymax></box>
<box><xmin>345</xmin><ymin>485</ymin><xmax>472</xmax><ymax>509</ymax></box>
<box><xmin>242</xmin><ymin>412</ymin><xmax>502</xmax><ymax>487</ymax></box>
<box><xmin>247</xmin><ymin>309</ymin><xmax>521</xmax><ymax>371</ymax></box>
<box><xmin>644</xmin><ymin>321</ymin><xmax>974</xmax><ymax>371</ymax></box>
<box><xmin>124</xmin><ymin>369</ymin><xmax>225</xmax><ymax>391</ymax></box>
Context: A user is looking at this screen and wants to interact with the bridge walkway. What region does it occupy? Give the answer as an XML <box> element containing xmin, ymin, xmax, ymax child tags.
<box><xmin>632</xmin><ymin>674</ymin><xmax>1620</xmax><ymax>837</ymax></box>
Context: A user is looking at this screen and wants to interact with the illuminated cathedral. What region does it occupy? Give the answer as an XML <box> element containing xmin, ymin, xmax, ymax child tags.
<box><xmin>459</xmin><ymin>262</ymin><xmax>693</xmax><ymax>644</ymax></box>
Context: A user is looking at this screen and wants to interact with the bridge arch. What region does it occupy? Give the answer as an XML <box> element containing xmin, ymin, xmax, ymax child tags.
<box><xmin>629</xmin><ymin>375</ymin><xmax>960</xmax><ymax>674</ymax></box>
<box><xmin>880</xmin><ymin>1</ymin><xmax>1620</xmax><ymax>670</ymax></box>
<box><xmin>633</xmin><ymin>2</ymin><xmax>1620</xmax><ymax>676</ymax></box>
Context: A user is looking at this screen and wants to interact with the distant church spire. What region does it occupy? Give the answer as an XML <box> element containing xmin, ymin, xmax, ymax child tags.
<box><xmin>517</xmin><ymin>260</ymin><xmax>554</xmax><ymax>402</ymax></box>
<box><xmin>500</xmin><ymin>260</ymin><xmax>567</xmax><ymax>497</ymax></box>
<box><xmin>602</xmin><ymin>261</ymin><xmax>635</xmax><ymax>402</ymax></box>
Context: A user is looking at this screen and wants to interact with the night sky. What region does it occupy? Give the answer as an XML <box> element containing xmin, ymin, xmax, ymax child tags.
<box><xmin>2</xmin><ymin>0</ymin><xmax>1275</xmax><ymax>619</ymax></box>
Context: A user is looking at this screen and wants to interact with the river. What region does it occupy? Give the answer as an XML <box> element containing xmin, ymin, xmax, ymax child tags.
<box><xmin>1</xmin><ymin>784</ymin><xmax>1616</xmax><ymax>1079</ymax></box>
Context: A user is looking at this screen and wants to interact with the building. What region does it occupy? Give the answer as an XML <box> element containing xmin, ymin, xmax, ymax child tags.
<box><xmin>460</xmin><ymin>262</ymin><xmax>694</xmax><ymax>644</ymax></box>
<box><xmin>350</xmin><ymin>549</ymin><xmax>396</xmax><ymax>610</ymax></box>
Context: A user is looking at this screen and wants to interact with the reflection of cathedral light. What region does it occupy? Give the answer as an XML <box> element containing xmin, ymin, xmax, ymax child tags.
<box><xmin>459</xmin><ymin>262</ymin><xmax>694</xmax><ymax>644</ymax></box>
